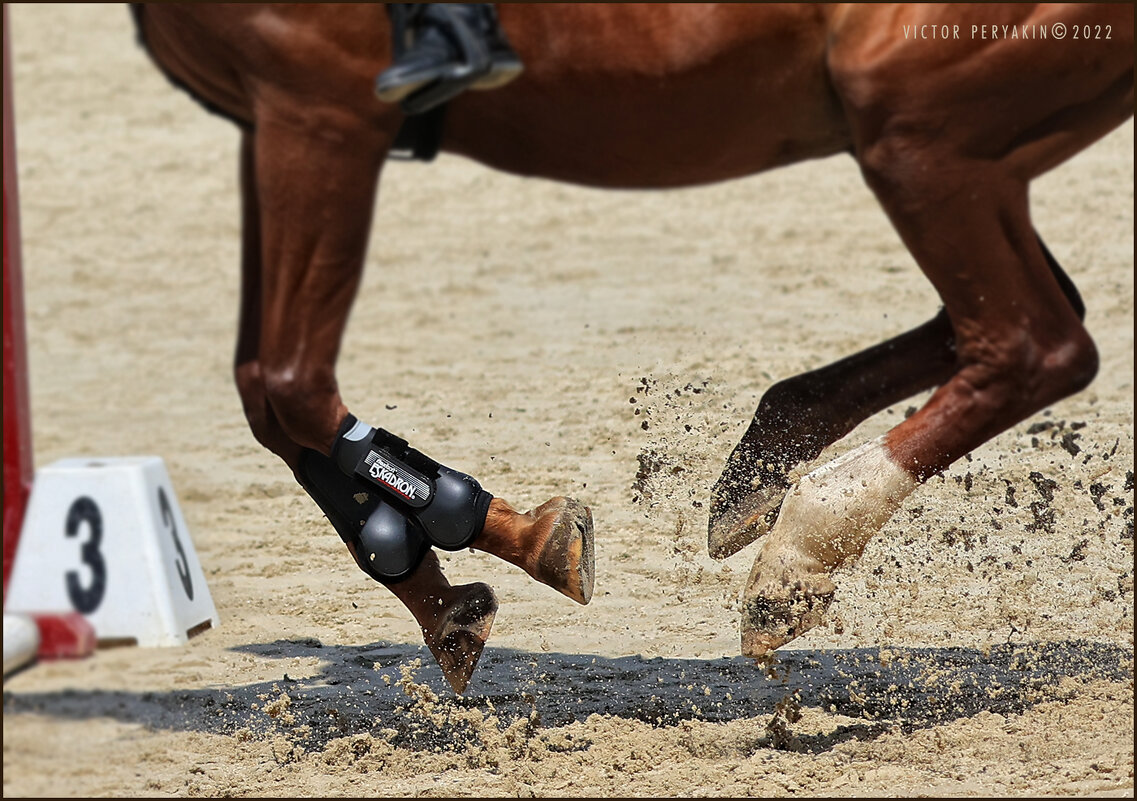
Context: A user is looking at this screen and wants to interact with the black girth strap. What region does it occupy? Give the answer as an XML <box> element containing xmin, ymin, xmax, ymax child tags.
<box><xmin>390</xmin><ymin>103</ymin><xmax>448</xmax><ymax>162</ymax></box>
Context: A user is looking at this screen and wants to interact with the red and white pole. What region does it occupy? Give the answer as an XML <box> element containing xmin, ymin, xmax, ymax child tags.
<box><xmin>3</xmin><ymin>6</ymin><xmax>95</xmax><ymax>670</ymax></box>
<box><xmin>3</xmin><ymin>3</ymin><xmax>35</xmax><ymax>602</ymax></box>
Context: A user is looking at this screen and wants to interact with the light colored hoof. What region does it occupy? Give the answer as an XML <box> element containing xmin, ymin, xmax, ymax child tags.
<box><xmin>426</xmin><ymin>582</ymin><xmax>498</xmax><ymax>695</ymax></box>
<box><xmin>533</xmin><ymin>497</ymin><xmax>594</xmax><ymax>605</ymax></box>
<box><xmin>739</xmin><ymin>578</ymin><xmax>834</xmax><ymax>659</ymax></box>
<box><xmin>707</xmin><ymin>484</ymin><xmax>787</xmax><ymax>560</ymax></box>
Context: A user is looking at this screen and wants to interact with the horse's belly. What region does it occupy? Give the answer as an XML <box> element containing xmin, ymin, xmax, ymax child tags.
<box><xmin>446</xmin><ymin>91</ymin><xmax>849</xmax><ymax>189</ymax></box>
<box><xmin>443</xmin><ymin>4</ymin><xmax>850</xmax><ymax>189</ymax></box>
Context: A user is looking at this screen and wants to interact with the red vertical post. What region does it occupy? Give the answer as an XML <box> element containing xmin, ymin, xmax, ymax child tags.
<box><xmin>2</xmin><ymin>9</ymin><xmax>96</xmax><ymax>658</ymax></box>
<box><xmin>3</xmin><ymin>5</ymin><xmax>35</xmax><ymax>603</ymax></box>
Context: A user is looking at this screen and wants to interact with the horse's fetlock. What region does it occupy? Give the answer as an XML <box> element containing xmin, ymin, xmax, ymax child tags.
<box><xmin>760</xmin><ymin>377</ymin><xmax>822</xmax><ymax>417</ymax></box>
<box><xmin>1016</xmin><ymin>325</ymin><xmax>1098</xmax><ymax>398</ymax></box>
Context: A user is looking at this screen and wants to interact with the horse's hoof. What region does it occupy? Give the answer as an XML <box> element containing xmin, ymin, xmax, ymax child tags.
<box><xmin>532</xmin><ymin>497</ymin><xmax>595</xmax><ymax>605</ymax></box>
<box><xmin>739</xmin><ymin>572</ymin><xmax>834</xmax><ymax>658</ymax></box>
<box><xmin>740</xmin><ymin>587</ymin><xmax>834</xmax><ymax>658</ymax></box>
<box><xmin>707</xmin><ymin>484</ymin><xmax>787</xmax><ymax>560</ymax></box>
<box><xmin>426</xmin><ymin>582</ymin><xmax>498</xmax><ymax>694</ymax></box>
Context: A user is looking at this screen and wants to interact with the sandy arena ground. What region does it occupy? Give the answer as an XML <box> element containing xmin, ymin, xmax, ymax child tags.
<box><xmin>3</xmin><ymin>4</ymin><xmax>1133</xmax><ymax>797</ymax></box>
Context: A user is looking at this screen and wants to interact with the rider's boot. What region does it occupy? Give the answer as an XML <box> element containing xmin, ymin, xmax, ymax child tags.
<box><xmin>375</xmin><ymin>4</ymin><xmax>523</xmax><ymax>115</ymax></box>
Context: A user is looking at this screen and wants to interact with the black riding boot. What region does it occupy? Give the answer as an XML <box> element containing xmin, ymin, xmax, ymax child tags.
<box><xmin>376</xmin><ymin>3</ymin><xmax>522</xmax><ymax>115</ymax></box>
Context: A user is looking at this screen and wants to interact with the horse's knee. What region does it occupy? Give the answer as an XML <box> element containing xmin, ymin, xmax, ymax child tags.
<box><xmin>260</xmin><ymin>362</ymin><xmax>342</xmax><ymax>451</ymax></box>
<box><xmin>234</xmin><ymin>362</ymin><xmax>275</xmax><ymax>447</ymax></box>
<box><xmin>233</xmin><ymin>361</ymin><xmax>295</xmax><ymax>456</ymax></box>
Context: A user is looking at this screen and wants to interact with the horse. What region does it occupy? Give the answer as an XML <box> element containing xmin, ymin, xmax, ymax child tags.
<box><xmin>131</xmin><ymin>3</ymin><xmax>1134</xmax><ymax>692</ymax></box>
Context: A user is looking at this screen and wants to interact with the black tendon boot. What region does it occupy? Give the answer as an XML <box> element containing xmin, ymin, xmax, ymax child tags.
<box><xmin>376</xmin><ymin>4</ymin><xmax>523</xmax><ymax>115</ymax></box>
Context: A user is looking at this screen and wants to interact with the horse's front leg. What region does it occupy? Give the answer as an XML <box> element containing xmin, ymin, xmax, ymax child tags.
<box><xmin>237</xmin><ymin>116</ymin><xmax>592</xmax><ymax>684</ymax></box>
<box><xmin>233</xmin><ymin>127</ymin><xmax>503</xmax><ymax>692</ymax></box>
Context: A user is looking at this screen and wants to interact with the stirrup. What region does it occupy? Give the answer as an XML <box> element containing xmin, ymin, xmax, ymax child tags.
<box><xmin>376</xmin><ymin>5</ymin><xmax>490</xmax><ymax>104</ymax></box>
<box><xmin>376</xmin><ymin>4</ymin><xmax>522</xmax><ymax>115</ymax></box>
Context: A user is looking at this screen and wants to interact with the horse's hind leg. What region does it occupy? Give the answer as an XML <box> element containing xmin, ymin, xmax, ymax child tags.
<box><xmin>738</xmin><ymin>185</ymin><xmax>1103</xmax><ymax>655</ymax></box>
<box><xmin>738</xmin><ymin>8</ymin><xmax>1132</xmax><ymax>656</ymax></box>
<box><xmin>708</xmin><ymin>230</ymin><xmax>1088</xmax><ymax>561</ymax></box>
<box><xmin>708</xmin><ymin>309</ymin><xmax>956</xmax><ymax>559</ymax></box>
<box><xmin>741</xmin><ymin>172</ymin><xmax>1100</xmax><ymax>656</ymax></box>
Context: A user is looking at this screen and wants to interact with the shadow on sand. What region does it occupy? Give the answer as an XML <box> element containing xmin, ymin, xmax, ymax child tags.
<box><xmin>4</xmin><ymin>638</ymin><xmax>1130</xmax><ymax>754</ymax></box>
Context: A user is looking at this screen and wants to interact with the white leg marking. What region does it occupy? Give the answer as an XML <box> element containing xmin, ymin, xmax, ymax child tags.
<box><xmin>762</xmin><ymin>435</ymin><xmax>918</xmax><ymax>571</ymax></box>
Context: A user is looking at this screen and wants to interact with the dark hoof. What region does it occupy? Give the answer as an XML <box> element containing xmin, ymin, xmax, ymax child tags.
<box><xmin>427</xmin><ymin>582</ymin><xmax>498</xmax><ymax>694</ymax></box>
<box><xmin>707</xmin><ymin>484</ymin><xmax>787</xmax><ymax>560</ymax></box>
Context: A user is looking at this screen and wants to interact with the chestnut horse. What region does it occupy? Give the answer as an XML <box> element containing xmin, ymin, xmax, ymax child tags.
<box><xmin>133</xmin><ymin>3</ymin><xmax>1133</xmax><ymax>691</ymax></box>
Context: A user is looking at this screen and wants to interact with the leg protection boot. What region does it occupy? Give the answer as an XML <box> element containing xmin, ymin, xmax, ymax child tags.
<box><xmin>298</xmin><ymin>448</ymin><xmax>429</xmax><ymax>583</ymax></box>
<box><xmin>332</xmin><ymin>415</ymin><xmax>493</xmax><ymax>551</ymax></box>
